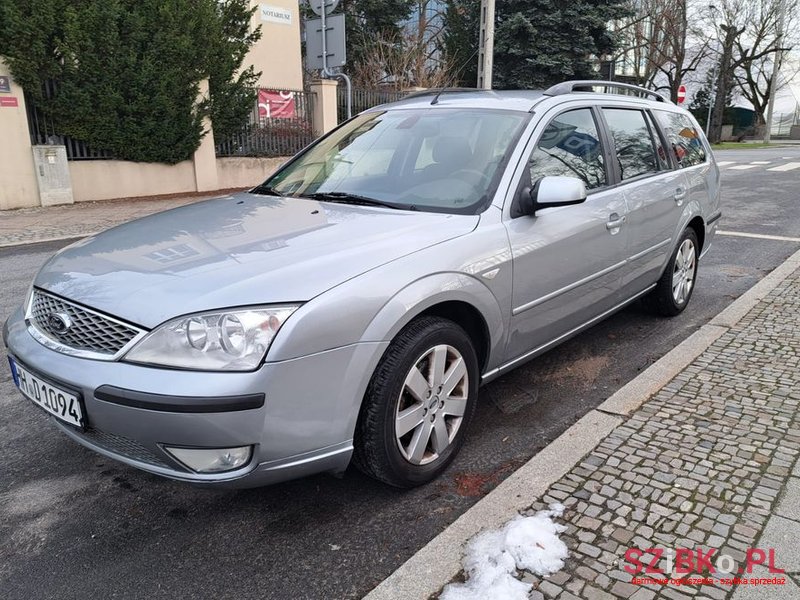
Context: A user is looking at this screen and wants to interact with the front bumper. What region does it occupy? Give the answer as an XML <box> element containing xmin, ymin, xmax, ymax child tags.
<box><xmin>3</xmin><ymin>307</ymin><xmax>388</xmax><ymax>488</ymax></box>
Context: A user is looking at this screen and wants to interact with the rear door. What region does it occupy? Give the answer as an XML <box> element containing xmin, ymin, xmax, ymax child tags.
<box><xmin>653</xmin><ymin>109</ymin><xmax>719</xmax><ymax>251</ymax></box>
<box><xmin>598</xmin><ymin>106</ymin><xmax>686</xmax><ymax>298</ymax></box>
<box><xmin>503</xmin><ymin>105</ymin><xmax>630</xmax><ymax>362</ymax></box>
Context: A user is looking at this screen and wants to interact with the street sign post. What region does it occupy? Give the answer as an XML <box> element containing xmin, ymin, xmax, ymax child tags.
<box><xmin>304</xmin><ymin>13</ymin><xmax>346</xmax><ymax>71</ymax></box>
<box><xmin>309</xmin><ymin>0</ymin><xmax>339</xmax><ymax>16</ymax></box>
<box><xmin>677</xmin><ymin>84</ymin><xmax>686</xmax><ymax>104</ymax></box>
<box><xmin>304</xmin><ymin>2</ymin><xmax>352</xmax><ymax>119</ymax></box>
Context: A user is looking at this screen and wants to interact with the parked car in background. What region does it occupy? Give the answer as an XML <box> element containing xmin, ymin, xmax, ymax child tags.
<box><xmin>4</xmin><ymin>81</ymin><xmax>721</xmax><ymax>488</ymax></box>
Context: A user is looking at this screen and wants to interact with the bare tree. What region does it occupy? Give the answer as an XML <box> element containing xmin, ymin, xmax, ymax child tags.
<box><xmin>733</xmin><ymin>0</ymin><xmax>798</xmax><ymax>127</ymax></box>
<box><xmin>706</xmin><ymin>0</ymin><xmax>794</xmax><ymax>143</ymax></box>
<box><xmin>610</xmin><ymin>5</ymin><xmax>659</xmax><ymax>85</ymax></box>
<box><xmin>614</xmin><ymin>0</ymin><xmax>709</xmax><ymax>102</ymax></box>
<box><xmin>348</xmin><ymin>26</ymin><xmax>453</xmax><ymax>90</ymax></box>
<box><xmin>345</xmin><ymin>1</ymin><xmax>453</xmax><ymax>90</ymax></box>
<box><xmin>408</xmin><ymin>1</ymin><xmax>448</xmax><ymax>88</ymax></box>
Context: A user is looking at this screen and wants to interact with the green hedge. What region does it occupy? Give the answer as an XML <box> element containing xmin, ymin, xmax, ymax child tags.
<box><xmin>0</xmin><ymin>0</ymin><xmax>260</xmax><ymax>164</ymax></box>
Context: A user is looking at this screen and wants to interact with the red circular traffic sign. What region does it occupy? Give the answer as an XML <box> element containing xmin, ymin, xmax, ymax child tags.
<box><xmin>677</xmin><ymin>85</ymin><xmax>687</xmax><ymax>104</ymax></box>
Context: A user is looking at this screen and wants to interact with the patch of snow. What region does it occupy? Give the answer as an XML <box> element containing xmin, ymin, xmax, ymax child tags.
<box><xmin>440</xmin><ymin>503</ymin><xmax>568</xmax><ymax>600</ymax></box>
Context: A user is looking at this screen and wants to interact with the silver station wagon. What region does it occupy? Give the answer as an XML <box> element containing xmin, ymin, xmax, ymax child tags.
<box><xmin>4</xmin><ymin>81</ymin><xmax>721</xmax><ymax>488</ymax></box>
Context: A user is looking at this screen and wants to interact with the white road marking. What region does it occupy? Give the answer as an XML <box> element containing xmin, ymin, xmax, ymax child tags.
<box><xmin>718</xmin><ymin>230</ymin><xmax>800</xmax><ymax>243</ymax></box>
<box><xmin>750</xmin><ymin>161</ymin><xmax>771</xmax><ymax>165</ymax></box>
<box><xmin>716</xmin><ymin>161</ymin><xmax>736</xmax><ymax>166</ymax></box>
<box><xmin>768</xmin><ymin>162</ymin><xmax>800</xmax><ymax>172</ymax></box>
<box><xmin>728</xmin><ymin>165</ymin><xmax>759</xmax><ymax>170</ymax></box>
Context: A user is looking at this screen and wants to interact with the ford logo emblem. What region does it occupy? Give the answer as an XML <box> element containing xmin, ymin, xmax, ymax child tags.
<box><xmin>47</xmin><ymin>312</ymin><xmax>72</xmax><ymax>334</ymax></box>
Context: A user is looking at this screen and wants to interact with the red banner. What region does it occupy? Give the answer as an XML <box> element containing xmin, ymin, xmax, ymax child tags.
<box><xmin>258</xmin><ymin>90</ymin><xmax>296</xmax><ymax>119</ymax></box>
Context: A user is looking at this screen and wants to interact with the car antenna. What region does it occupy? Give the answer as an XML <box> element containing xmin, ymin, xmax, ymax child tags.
<box><xmin>431</xmin><ymin>47</ymin><xmax>481</xmax><ymax>106</ymax></box>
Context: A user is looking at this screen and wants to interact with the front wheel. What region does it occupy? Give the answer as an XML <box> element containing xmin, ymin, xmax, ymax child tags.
<box><xmin>645</xmin><ymin>228</ymin><xmax>699</xmax><ymax>317</ymax></box>
<box><xmin>353</xmin><ymin>316</ymin><xmax>479</xmax><ymax>488</ymax></box>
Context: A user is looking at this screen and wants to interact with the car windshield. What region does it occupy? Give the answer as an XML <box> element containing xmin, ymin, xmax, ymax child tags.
<box><xmin>261</xmin><ymin>108</ymin><xmax>530</xmax><ymax>214</ymax></box>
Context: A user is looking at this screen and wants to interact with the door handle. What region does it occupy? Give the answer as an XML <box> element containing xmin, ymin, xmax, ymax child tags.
<box><xmin>606</xmin><ymin>214</ymin><xmax>626</xmax><ymax>230</ymax></box>
<box><xmin>674</xmin><ymin>188</ymin><xmax>688</xmax><ymax>203</ymax></box>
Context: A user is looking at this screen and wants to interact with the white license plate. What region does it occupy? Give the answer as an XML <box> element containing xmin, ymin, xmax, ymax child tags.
<box><xmin>9</xmin><ymin>358</ymin><xmax>84</xmax><ymax>428</ymax></box>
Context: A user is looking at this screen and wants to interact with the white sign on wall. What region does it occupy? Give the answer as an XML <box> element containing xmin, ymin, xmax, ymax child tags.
<box><xmin>261</xmin><ymin>4</ymin><xmax>292</xmax><ymax>25</ymax></box>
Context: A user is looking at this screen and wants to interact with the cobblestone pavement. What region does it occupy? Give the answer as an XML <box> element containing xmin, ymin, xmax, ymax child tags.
<box><xmin>0</xmin><ymin>192</ymin><xmax>233</xmax><ymax>247</ymax></box>
<box><xmin>441</xmin><ymin>268</ymin><xmax>800</xmax><ymax>599</ymax></box>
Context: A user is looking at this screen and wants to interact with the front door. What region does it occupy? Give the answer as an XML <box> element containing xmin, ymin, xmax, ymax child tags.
<box><xmin>504</xmin><ymin>106</ymin><xmax>629</xmax><ymax>363</ymax></box>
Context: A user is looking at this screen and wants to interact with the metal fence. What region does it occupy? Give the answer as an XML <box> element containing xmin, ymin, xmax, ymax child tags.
<box><xmin>215</xmin><ymin>90</ymin><xmax>316</xmax><ymax>158</ymax></box>
<box><xmin>337</xmin><ymin>87</ymin><xmax>407</xmax><ymax>122</ymax></box>
<box><xmin>26</xmin><ymin>85</ymin><xmax>114</xmax><ymax>160</ymax></box>
<box><xmin>771</xmin><ymin>109</ymin><xmax>799</xmax><ymax>138</ymax></box>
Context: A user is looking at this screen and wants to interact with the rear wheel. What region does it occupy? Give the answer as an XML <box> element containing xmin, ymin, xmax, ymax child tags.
<box><xmin>353</xmin><ymin>316</ymin><xmax>479</xmax><ymax>487</ymax></box>
<box><xmin>645</xmin><ymin>228</ymin><xmax>699</xmax><ymax>317</ymax></box>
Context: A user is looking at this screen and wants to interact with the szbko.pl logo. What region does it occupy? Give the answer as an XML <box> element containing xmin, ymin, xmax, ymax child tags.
<box><xmin>625</xmin><ymin>547</ymin><xmax>783</xmax><ymax>575</ymax></box>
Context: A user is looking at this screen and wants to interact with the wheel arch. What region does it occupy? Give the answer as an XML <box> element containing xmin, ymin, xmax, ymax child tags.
<box><xmin>687</xmin><ymin>215</ymin><xmax>705</xmax><ymax>252</ymax></box>
<box><xmin>415</xmin><ymin>300</ymin><xmax>491</xmax><ymax>373</ymax></box>
<box><xmin>360</xmin><ymin>273</ymin><xmax>506</xmax><ymax>377</ymax></box>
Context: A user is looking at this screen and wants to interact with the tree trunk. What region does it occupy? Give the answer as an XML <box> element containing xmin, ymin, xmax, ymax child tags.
<box><xmin>709</xmin><ymin>25</ymin><xmax>739</xmax><ymax>144</ymax></box>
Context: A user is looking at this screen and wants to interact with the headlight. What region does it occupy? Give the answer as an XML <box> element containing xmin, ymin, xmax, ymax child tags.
<box><xmin>124</xmin><ymin>306</ymin><xmax>299</xmax><ymax>371</ymax></box>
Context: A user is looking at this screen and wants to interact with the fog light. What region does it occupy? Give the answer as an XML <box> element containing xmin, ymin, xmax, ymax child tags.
<box><xmin>164</xmin><ymin>445</ymin><xmax>252</xmax><ymax>473</ymax></box>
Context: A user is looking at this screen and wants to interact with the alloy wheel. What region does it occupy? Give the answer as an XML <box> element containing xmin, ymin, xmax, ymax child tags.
<box><xmin>394</xmin><ymin>344</ymin><xmax>469</xmax><ymax>465</ymax></box>
<box><xmin>672</xmin><ymin>238</ymin><xmax>697</xmax><ymax>306</ymax></box>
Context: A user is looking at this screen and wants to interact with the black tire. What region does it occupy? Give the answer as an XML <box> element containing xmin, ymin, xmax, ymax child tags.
<box><xmin>353</xmin><ymin>316</ymin><xmax>479</xmax><ymax>488</ymax></box>
<box><xmin>644</xmin><ymin>227</ymin><xmax>699</xmax><ymax>317</ymax></box>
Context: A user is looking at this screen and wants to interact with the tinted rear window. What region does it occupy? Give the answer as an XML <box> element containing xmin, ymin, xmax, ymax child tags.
<box><xmin>654</xmin><ymin>111</ymin><xmax>707</xmax><ymax>168</ymax></box>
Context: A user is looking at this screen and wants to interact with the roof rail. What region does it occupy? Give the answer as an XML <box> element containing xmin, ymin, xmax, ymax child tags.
<box><xmin>543</xmin><ymin>80</ymin><xmax>670</xmax><ymax>103</ymax></box>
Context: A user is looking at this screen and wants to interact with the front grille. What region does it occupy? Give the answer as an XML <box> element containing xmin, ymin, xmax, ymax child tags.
<box><xmin>81</xmin><ymin>427</ymin><xmax>176</xmax><ymax>469</ymax></box>
<box><xmin>29</xmin><ymin>289</ymin><xmax>143</xmax><ymax>356</ymax></box>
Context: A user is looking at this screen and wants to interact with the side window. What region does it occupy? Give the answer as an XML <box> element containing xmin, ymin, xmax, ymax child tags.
<box><xmin>528</xmin><ymin>108</ymin><xmax>607</xmax><ymax>191</ymax></box>
<box><xmin>654</xmin><ymin>111</ymin><xmax>707</xmax><ymax>168</ymax></box>
<box><xmin>602</xmin><ymin>108</ymin><xmax>659</xmax><ymax>180</ymax></box>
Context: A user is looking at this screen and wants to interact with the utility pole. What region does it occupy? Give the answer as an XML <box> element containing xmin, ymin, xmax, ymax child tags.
<box><xmin>763</xmin><ymin>0</ymin><xmax>787</xmax><ymax>143</ymax></box>
<box><xmin>705</xmin><ymin>6</ymin><xmax>721</xmax><ymax>135</ymax></box>
<box><xmin>705</xmin><ymin>60</ymin><xmax>718</xmax><ymax>135</ymax></box>
<box><xmin>477</xmin><ymin>0</ymin><xmax>495</xmax><ymax>89</ymax></box>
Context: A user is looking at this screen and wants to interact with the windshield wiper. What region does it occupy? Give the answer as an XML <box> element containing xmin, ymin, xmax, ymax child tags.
<box><xmin>306</xmin><ymin>192</ymin><xmax>412</xmax><ymax>211</ymax></box>
<box><xmin>250</xmin><ymin>184</ymin><xmax>283</xmax><ymax>196</ymax></box>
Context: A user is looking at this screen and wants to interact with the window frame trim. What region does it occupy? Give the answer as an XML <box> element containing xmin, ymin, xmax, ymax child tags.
<box><xmin>644</xmin><ymin>108</ymin><xmax>676</xmax><ymax>171</ymax></box>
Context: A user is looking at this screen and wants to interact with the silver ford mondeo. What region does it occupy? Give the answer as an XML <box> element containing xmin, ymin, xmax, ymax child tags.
<box><xmin>4</xmin><ymin>82</ymin><xmax>721</xmax><ymax>488</ymax></box>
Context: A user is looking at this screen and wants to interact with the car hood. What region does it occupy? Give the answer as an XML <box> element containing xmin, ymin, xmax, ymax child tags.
<box><xmin>34</xmin><ymin>193</ymin><xmax>479</xmax><ymax>328</ymax></box>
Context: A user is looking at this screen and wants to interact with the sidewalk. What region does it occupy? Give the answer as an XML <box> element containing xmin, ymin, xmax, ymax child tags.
<box><xmin>368</xmin><ymin>249</ymin><xmax>800</xmax><ymax>599</ymax></box>
<box><xmin>0</xmin><ymin>191</ymin><xmax>236</xmax><ymax>248</ymax></box>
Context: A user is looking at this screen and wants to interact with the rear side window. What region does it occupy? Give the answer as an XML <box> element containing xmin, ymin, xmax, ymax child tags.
<box><xmin>528</xmin><ymin>108</ymin><xmax>607</xmax><ymax>190</ymax></box>
<box><xmin>602</xmin><ymin>108</ymin><xmax>659</xmax><ymax>181</ymax></box>
<box><xmin>654</xmin><ymin>111</ymin><xmax>707</xmax><ymax>168</ymax></box>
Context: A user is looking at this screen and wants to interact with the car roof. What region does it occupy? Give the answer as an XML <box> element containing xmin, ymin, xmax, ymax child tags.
<box><xmin>369</xmin><ymin>89</ymin><xmax>548</xmax><ymax>113</ymax></box>
<box><xmin>368</xmin><ymin>86</ymin><xmax>682</xmax><ymax>114</ymax></box>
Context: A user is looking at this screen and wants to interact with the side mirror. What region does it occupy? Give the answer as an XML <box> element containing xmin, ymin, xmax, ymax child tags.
<box><xmin>517</xmin><ymin>176</ymin><xmax>588</xmax><ymax>216</ymax></box>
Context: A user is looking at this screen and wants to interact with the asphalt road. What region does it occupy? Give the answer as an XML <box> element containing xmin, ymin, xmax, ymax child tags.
<box><xmin>1</xmin><ymin>147</ymin><xmax>799</xmax><ymax>600</ymax></box>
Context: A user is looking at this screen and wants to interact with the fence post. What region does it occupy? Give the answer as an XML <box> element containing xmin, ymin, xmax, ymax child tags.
<box><xmin>309</xmin><ymin>79</ymin><xmax>338</xmax><ymax>137</ymax></box>
<box><xmin>193</xmin><ymin>78</ymin><xmax>220</xmax><ymax>192</ymax></box>
<box><xmin>0</xmin><ymin>58</ymin><xmax>41</xmax><ymax>210</ymax></box>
